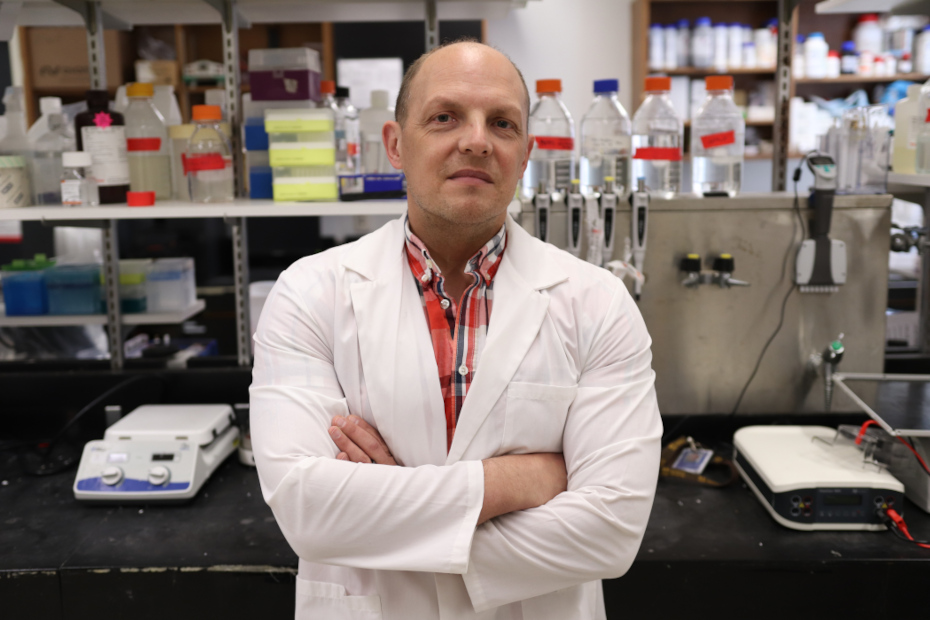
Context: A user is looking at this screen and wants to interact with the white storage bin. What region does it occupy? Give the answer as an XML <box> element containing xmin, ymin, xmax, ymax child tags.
<box><xmin>147</xmin><ymin>257</ymin><xmax>196</xmax><ymax>312</ymax></box>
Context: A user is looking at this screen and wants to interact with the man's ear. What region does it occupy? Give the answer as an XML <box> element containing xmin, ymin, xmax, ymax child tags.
<box><xmin>383</xmin><ymin>121</ymin><xmax>404</xmax><ymax>170</ymax></box>
<box><xmin>519</xmin><ymin>134</ymin><xmax>535</xmax><ymax>177</ymax></box>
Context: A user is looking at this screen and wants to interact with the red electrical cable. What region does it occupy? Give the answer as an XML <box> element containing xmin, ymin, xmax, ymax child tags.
<box><xmin>854</xmin><ymin>420</ymin><xmax>930</xmax><ymax>476</ymax></box>
<box><xmin>885</xmin><ymin>509</ymin><xmax>930</xmax><ymax>550</ymax></box>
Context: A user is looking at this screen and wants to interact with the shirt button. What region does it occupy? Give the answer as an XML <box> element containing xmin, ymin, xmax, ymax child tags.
<box><xmin>440</xmin><ymin>299</ymin><xmax>450</xmax><ymax>310</ymax></box>
<box><xmin>458</xmin><ymin>364</ymin><xmax>469</xmax><ymax>376</ymax></box>
<box><xmin>420</xmin><ymin>269</ymin><xmax>431</xmax><ymax>283</ymax></box>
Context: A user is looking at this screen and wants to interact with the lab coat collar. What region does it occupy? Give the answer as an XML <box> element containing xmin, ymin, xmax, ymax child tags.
<box><xmin>342</xmin><ymin>213</ymin><xmax>570</xmax><ymax>466</ymax></box>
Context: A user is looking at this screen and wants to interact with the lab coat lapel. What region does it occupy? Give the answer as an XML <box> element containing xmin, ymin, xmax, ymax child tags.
<box><xmin>345</xmin><ymin>218</ymin><xmax>447</xmax><ymax>466</ymax></box>
<box><xmin>445</xmin><ymin>216</ymin><xmax>562</xmax><ymax>464</ymax></box>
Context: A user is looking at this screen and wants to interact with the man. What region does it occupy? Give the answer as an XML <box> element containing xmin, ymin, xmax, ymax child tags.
<box><xmin>250</xmin><ymin>40</ymin><xmax>661</xmax><ymax>620</ymax></box>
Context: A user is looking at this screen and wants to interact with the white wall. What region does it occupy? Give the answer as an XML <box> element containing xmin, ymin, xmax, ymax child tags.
<box><xmin>486</xmin><ymin>0</ymin><xmax>636</xmax><ymax>124</ymax></box>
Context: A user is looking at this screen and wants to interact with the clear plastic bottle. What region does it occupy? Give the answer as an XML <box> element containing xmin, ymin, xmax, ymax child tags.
<box><xmin>74</xmin><ymin>89</ymin><xmax>129</xmax><ymax>204</ymax></box>
<box><xmin>31</xmin><ymin>113</ymin><xmax>74</xmax><ymax>205</ymax></box>
<box><xmin>185</xmin><ymin>105</ymin><xmax>233</xmax><ymax>203</ymax></box>
<box><xmin>359</xmin><ymin>90</ymin><xmax>395</xmax><ymax>175</ymax></box>
<box><xmin>0</xmin><ymin>86</ymin><xmax>32</xmax><ymax>208</ymax></box>
<box><xmin>522</xmin><ymin>79</ymin><xmax>575</xmax><ymax>198</ymax></box>
<box><xmin>321</xmin><ymin>81</ymin><xmax>361</xmax><ymax>176</ymax></box>
<box><xmin>691</xmin><ymin>75</ymin><xmax>745</xmax><ymax>197</ymax></box>
<box><xmin>60</xmin><ymin>151</ymin><xmax>99</xmax><ymax>206</ymax></box>
<box><xmin>893</xmin><ymin>84</ymin><xmax>921</xmax><ymax>174</ymax></box>
<box><xmin>125</xmin><ymin>82</ymin><xmax>171</xmax><ymax>200</ymax></box>
<box><xmin>580</xmin><ymin>79</ymin><xmax>632</xmax><ymax>197</ymax></box>
<box><xmin>336</xmin><ymin>87</ymin><xmax>361</xmax><ymax>176</ymax></box>
<box><xmin>692</xmin><ymin>17</ymin><xmax>714</xmax><ymax>69</ymax></box>
<box><xmin>631</xmin><ymin>76</ymin><xmax>682</xmax><ymax>199</ymax></box>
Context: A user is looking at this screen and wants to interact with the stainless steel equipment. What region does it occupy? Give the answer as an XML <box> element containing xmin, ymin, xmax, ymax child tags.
<box><xmin>516</xmin><ymin>192</ymin><xmax>891</xmax><ymax>415</ymax></box>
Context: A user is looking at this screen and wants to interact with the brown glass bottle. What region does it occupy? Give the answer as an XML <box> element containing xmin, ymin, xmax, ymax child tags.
<box><xmin>74</xmin><ymin>90</ymin><xmax>130</xmax><ymax>204</ymax></box>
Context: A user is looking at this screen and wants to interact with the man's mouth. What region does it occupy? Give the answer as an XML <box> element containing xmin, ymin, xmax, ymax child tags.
<box><xmin>449</xmin><ymin>169</ymin><xmax>493</xmax><ymax>184</ymax></box>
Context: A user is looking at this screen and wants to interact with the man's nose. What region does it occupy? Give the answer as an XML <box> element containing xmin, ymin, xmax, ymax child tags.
<box><xmin>459</xmin><ymin>119</ymin><xmax>492</xmax><ymax>156</ymax></box>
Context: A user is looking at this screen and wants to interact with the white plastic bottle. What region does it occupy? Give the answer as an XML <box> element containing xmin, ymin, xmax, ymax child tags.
<box><xmin>649</xmin><ymin>24</ymin><xmax>665</xmax><ymax>71</ymax></box>
<box><xmin>30</xmin><ymin>113</ymin><xmax>74</xmax><ymax>205</ymax></box>
<box><xmin>580</xmin><ymin>79</ymin><xmax>632</xmax><ymax>197</ymax></box>
<box><xmin>713</xmin><ymin>22</ymin><xmax>728</xmax><ymax>72</ymax></box>
<box><xmin>359</xmin><ymin>90</ymin><xmax>394</xmax><ymax>175</ymax></box>
<box><xmin>631</xmin><ymin>76</ymin><xmax>682</xmax><ymax>199</ymax></box>
<box><xmin>853</xmin><ymin>14</ymin><xmax>883</xmax><ymax>56</ymax></box>
<box><xmin>27</xmin><ymin>97</ymin><xmax>72</xmax><ymax>143</ymax></box>
<box><xmin>804</xmin><ymin>32</ymin><xmax>829</xmax><ymax>79</ymax></box>
<box><xmin>917</xmin><ymin>26</ymin><xmax>930</xmax><ymax>75</ymax></box>
<box><xmin>728</xmin><ymin>23</ymin><xmax>744</xmax><ymax>69</ymax></box>
<box><xmin>664</xmin><ymin>25</ymin><xmax>679</xmax><ymax>70</ymax></box>
<box><xmin>336</xmin><ymin>86</ymin><xmax>361</xmax><ymax>176</ymax></box>
<box><xmin>522</xmin><ymin>79</ymin><xmax>575</xmax><ymax>197</ymax></box>
<box><xmin>185</xmin><ymin>105</ymin><xmax>233</xmax><ymax>203</ymax></box>
<box><xmin>793</xmin><ymin>35</ymin><xmax>806</xmax><ymax>79</ymax></box>
<box><xmin>691</xmin><ymin>75</ymin><xmax>744</xmax><ymax>197</ymax></box>
<box><xmin>676</xmin><ymin>19</ymin><xmax>691</xmax><ymax>68</ymax></box>
<box><xmin>60</xmin><ymin>151</ymin><xmax>100</xmax><ymax>206</ymax></box>
<box><xmin>692</xmin><ymin>17</ymin><xmax>713</xmax><ymax>69</ymax></box>
<box><xmin>125</xmin><ymin>82</ymin><xmax>172</xmax><ymax>200</ymax></box>
<box><xmin>0</xmin><ymin>86</ymin><xmax>32</xmax><ymax>208</ymax></box>
<box><xmin>893</xmin><ymin>84</ymin><xmax>922</xmax><ymax>174</ymax></box>
<box><xmin>826</xmin><ymin>51</ymin><xmax>841</xmax><ymax>78</ymax></box>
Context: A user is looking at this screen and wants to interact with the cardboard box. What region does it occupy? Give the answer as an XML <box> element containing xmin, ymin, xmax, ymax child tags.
<box><xmin>135</xmin><ymin>60</ymin><xmax>180</xmax><ymax>88</ymax></box>
<box><xmin>27</xmin><ymin>28</ymin><xmax>131</xmax><ymax>90</ymax></box>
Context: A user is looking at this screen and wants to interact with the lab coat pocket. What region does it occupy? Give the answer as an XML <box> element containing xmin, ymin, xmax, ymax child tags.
<box><xmin>295</xmin><ymin>578</ymin><xmax>383</xmax><ymax>620</ymax></box>
<box><xmin>502</xmin><ymin>382</ymin><xmax>577</xmax><ymax>454</ymax></box>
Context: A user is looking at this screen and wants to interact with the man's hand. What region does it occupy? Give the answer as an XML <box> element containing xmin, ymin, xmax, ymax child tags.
<box><xmin>478</xmin><ymin>453</ymin><xmax>567</xmax><ymax>525</ymax></box>
<box><xmin>329</xmin><ymin>415</ymin><xmax>397</xmax><ymax>465</ymax></box>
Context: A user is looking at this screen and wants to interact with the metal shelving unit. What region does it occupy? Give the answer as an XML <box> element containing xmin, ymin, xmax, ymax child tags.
<box><xmin>1</xmin><ymin>0</ymin><xmax>534</xmax><ymax>370</ymax></box>
<box><xmin>0</xmin><ymin>299</ymin><xmax>206</xmax><ymax>327</ymax></box>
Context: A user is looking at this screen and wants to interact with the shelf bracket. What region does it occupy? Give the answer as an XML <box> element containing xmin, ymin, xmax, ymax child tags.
<box><xmin>425</xmin><ymin>0</ymin><xmax>438</xmax><ymax>51</ymax></box>
<box><xmin>227</xmin><ymin>217</ymin><xmax>251</xmax><ymax>367</ymax></box>
<box><xmin>204</xmin><ymin>0</ymin><xmax>245</xmax><ymax>199</ymax></box>
<box><xmin>102</xmin><ymin>219</ymin><xmax>124</xmax><ymax>370</ymax></box>
<box><xmin>53</xmin><ymin>1</ymin><xmax>110</xmax><ymax>90</ymax></box>
<box><xmin>771</xmin><ymin>0</ymin><xmax>799</xmax><ymax>192</ymax></box>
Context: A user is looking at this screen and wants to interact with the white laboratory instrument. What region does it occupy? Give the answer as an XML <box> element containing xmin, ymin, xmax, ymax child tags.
<box><xmin>73</xmin><ymin>404</ymin><xmax>239</xmax><ymax>503</ymax></box>
<box><xmin>734</xmin><ymin>425</ymin><xmax>904</xmax><ymax>531</ymax></box>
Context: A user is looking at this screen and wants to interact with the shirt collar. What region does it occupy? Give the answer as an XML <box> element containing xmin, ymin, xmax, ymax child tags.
<box><xmin>403</xmin><ymin>214</ymin><xmax>507</xmax><ymax>286</ymax></box>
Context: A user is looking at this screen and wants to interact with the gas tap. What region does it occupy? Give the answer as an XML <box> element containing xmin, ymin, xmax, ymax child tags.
<box><xmin>822</xmin><ymin>334</ymin><xmax>845</xmax><ymax>412</ymax></box>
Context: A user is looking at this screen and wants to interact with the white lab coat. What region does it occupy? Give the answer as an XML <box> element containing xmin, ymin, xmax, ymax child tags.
<box><xmin>250</xmin><ymin>214</ymin><xmax>662</xmax><ymax>620</ymax></box>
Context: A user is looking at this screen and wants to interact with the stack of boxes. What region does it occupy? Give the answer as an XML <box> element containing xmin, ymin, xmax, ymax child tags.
<box><xmin>243</xmin><ymin>48</ymin><xmax>325</xmax><ymax>201</ymax></box>
<box><xmin>266</xmin><ymin>108</ymin><xmax>338</xmax><ymax>201</ymax></box>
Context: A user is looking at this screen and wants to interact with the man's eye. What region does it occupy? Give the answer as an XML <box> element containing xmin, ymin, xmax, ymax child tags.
<box><xmin>435</xmin><ymin>114</ymin><xmax>452</xmax><ymax>123</ymax></box>
<box><xmin>495</xmin><ymin>120</ymin><xmax>514</xmax><ymax>129</ymax></box>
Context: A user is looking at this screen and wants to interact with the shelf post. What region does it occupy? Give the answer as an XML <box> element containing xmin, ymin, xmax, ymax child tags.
<box><xmin>85</xmin><ymin>1</ymin><xmax>107</xmax><ymax>90</ymax></box>
<box><xmin>103</xmin><ymin>219</ymin><xmax>123</xmax><ymax>370</ymax></box>
<box><xmin>204</xmin><ymin>0</ymin><xmax>244</xmax><ymax>198</ymax></box>
<box><xmin>771</xmin><ymin>0</ymin><xmax>797</xmax><ymax>192</ymax></box>
<box><xmin>228</xmin><ymin>217</ymin><xmax>251</xmax><ymax>367</ymax></box>
<box><xmin>425</xmin><ymin>0</ymin><xmax>438</xmax><ymax>51</ymax></box>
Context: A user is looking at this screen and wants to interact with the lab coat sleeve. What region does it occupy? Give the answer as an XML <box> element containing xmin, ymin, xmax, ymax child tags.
<box><xmin>250</xmin><ymin>263</ymin><xmax>484</xmax><ymax>574</ymax></box>
<box><xmin>461</xmin><ymin>279</ymin><xmax>662</xmax><ymax>612</ymax></box>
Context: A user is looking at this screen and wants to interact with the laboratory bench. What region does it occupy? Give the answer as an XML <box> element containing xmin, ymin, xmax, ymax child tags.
<box><xmin>4</xmin><ymin>409</ymin><xmax>930</xmax><ymax>619</ymax></box>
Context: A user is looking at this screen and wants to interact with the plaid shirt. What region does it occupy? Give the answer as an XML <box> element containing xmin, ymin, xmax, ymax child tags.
<box><xmin>403</xmin><ymin>216</ymin><xmax>507</xmax><ymax>452</ymax></box>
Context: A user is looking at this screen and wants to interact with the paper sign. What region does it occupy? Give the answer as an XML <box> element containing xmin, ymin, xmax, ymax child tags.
<box><xmin>700</xmin><ymin>130</ymin><xmax>736</xmax><ymax>149</ymax></box>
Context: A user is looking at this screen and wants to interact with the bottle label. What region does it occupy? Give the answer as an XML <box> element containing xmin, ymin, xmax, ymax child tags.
<box><xmin>700</xmin><ymin>130</ymin><xmax>736</xmax><ymax>149</ymax></box>
<box><xmin>182</xmin><ymin>153</ymin><xmax>228</xmax><ymax>174</ymax></box>
<box><xmin>535</xmin><ymin>136</ymin><xmax>574</xmax><ymax>150</ymax></box>
<box><xmin>583</xmin><ymin>134</ymin><xmax>631</xmax><ymax>156</ymax></box>
<box><xmin>81</xmin><ymin>126</ymin><xmax>130</xmax><ymax>187</ymax></box>
<box><xmin>910</xmin><ymin>115</ymin><xmax>921</xmax><ymax>149</ymax></box>
<box><xmin>127</xmin><ymin>137</ymin><xmax>162</xmax><ymax>152</ymax></box>
<box><xmin>633</xmin><ymin>147</ymin><xmax>682</xmax><ymax>161</ymax></box>
<box><xmin>61</xmin><ymin>179</ymin><xmax>83</xmax><ymax>206</ymax></box>
<box><xmin>925</xmin><ymin>108</ymin><xmax>930</xmax><ymax>123</ymax></box>
<box><xmin>347</xmin><ymin>142</ymin><xmax>360</xmax><ymax>156</ymax></box>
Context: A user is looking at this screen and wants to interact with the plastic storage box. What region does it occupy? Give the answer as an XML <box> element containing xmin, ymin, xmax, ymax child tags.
<box><xmin>272</xmin><ymin>166</ymin><xmax>339</xmax><ymax>201</ymax></box>
<box><xmin>247</xmin><ymin>151</ymin><xmax>273</xmax><ymax>199</ymax></box>
<box><xmin>1</xmin><ymin>255</ymin><xmax>54</xmax><ymax>316</ymax></box>
<box><xmin>46</xmin><ymin>264</ymin><xmax>102</xmax><ymax>315</ymax></box>
<box><xmin>147</xmin><ymin>258</ymin><xmax>196</xmax><ymax>313</ymax></box>
<box><xmin>119</xmin><ymin>259</ymin><xmax>152</xmax><ymax>313</ymax></box>
<box><xmin>248</xmin><ymin>48</ymin><xmax>322</xmax><ymax>102</ymax></box>
<box><xmin>266</xmin><ymin>109</ymin><xmax>335</xmax><ymax>167</ymax></box>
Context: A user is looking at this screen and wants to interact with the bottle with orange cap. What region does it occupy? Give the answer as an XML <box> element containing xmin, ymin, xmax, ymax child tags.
<box><xmin>522</xmin><ymin>78</ymin><xmax>576</xmax><ymax>201</ymax></box>
<box><xmin>125</xmin><ymin>82</ymin><xmax>171</xmax><ymax>200</ymax></box>
<box><xmin>690</xmin><ymin>75</ymin><xmax>744</xmax><ymax>197</ymax></box>
<box><xmin>631</xmin><ymin>76</ymin><xmax>682</xmax><ymax>199</ymax></box>
<box><xmin>184</xmin><ymin>105</ymin><xmax>233</xmax><ymax>203</ymax></box>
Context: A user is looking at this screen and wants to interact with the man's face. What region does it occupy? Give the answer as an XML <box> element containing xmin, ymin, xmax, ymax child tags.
<box><xmin>384</xmin><ymin>44</ymin><xmax>533</xmax><ymax>230</ymax></box>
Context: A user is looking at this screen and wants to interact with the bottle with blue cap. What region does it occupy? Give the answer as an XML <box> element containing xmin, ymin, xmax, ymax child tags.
<box><xmin>580</xmin><ymin>79</ymin><xmax>632</xmax><ymax>197</ymax></box>
<box><xmin>692</xmin><ymin>17</ymin><xmax>713</xmax><ymax>69</ymax></box>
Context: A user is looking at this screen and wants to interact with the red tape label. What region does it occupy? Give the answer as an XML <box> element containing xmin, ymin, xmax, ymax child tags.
<box><xmin>925</xmin><ymin>108</ymin><xmax>930</xmax><ymax>123</ymax></box>
<box><xmin>633</xmin><ymin>147</ymin><xmax>682</xmax><ymax>161</ymax></box>
<box><xmin>700</xmin><ymin>130</ymin><xmax>736</xmax><ymax>149</ymax></box>
<box><xmin>535</xmin><ymin>136</ymin><xmax>574</xmax><ymax>150</ymax></box>
<box><xmin>127</xmin><ymin>137</ymin><xmax>162</xmax><ymax>152</ymax></box>
<box><xmin>182</xmin><ymin>153</ymin><xmax>226</xmax><ymax>174</ymax></box>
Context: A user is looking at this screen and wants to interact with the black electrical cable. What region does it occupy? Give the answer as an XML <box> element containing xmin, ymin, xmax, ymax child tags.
<box><xmin>878</xmin><ymin>510</ymin><xmax>930</xmax><ymax>547</ymax></box>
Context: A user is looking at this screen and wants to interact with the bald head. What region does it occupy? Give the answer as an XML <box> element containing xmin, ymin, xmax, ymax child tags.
<box><xmin>395</xmin><ymin>40</ymin><xmax>530</xmax><ymax>128</ymax></box>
